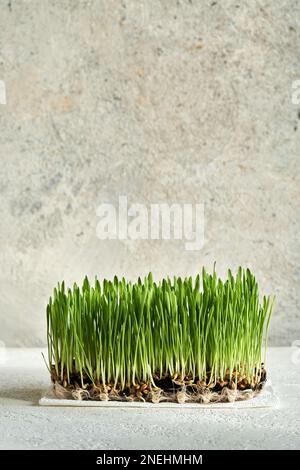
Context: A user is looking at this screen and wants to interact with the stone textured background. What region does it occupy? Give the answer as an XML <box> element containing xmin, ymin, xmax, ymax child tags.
<box><xmin>0</xmin><ymin>0</ymin><xmax>299</xmax><ymax>346</ymax></box>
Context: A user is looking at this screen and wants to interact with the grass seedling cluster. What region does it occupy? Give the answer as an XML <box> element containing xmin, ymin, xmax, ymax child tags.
<box><xmin>46</xmin><ymin>267</ymin><xmax>273</xmax><ymax>398</ymax></box>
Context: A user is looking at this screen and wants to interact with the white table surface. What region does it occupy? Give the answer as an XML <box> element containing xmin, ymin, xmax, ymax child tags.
<box><xmin>0</xmin><ymin>347</ymin><xmax>299</xmax><ymax>450</ymax></box>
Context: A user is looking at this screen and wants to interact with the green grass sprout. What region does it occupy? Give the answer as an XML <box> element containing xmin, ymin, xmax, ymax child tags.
<box><xmin>46</xmin><ymin>268</ymin><xmax>274</xmax><ymax>392</ymax></box>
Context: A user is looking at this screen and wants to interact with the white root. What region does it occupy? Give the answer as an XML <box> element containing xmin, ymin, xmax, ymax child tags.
<box><xmin>53</xmin><ymin>381</ymin><xmax>261</xmax><ymax>404</ymax></box>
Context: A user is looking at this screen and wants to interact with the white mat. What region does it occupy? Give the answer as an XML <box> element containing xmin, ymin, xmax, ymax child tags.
<box><xmin>39</xmin><ymin>380</ymin><xmax>279</xmax><ymax>409</ymax></box>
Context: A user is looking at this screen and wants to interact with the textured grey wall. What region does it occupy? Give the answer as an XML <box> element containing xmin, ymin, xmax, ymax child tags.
<box><xmin>0</xmin><ymin>0</ymin><xmax>299</xmax><ymax>346</ymax></box>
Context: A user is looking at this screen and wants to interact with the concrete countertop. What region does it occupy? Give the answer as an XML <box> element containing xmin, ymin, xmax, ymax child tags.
<box><xmin>0</xmin><ymin>347</ymin><xmax>299</xmax><ymax>450</ymax></box>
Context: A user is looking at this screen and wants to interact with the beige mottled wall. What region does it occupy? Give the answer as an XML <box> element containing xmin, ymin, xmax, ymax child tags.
<box><xmin>0</xmin><ymin>0</ymin><xmax>299</xmax><ymax>346</ymax></box>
